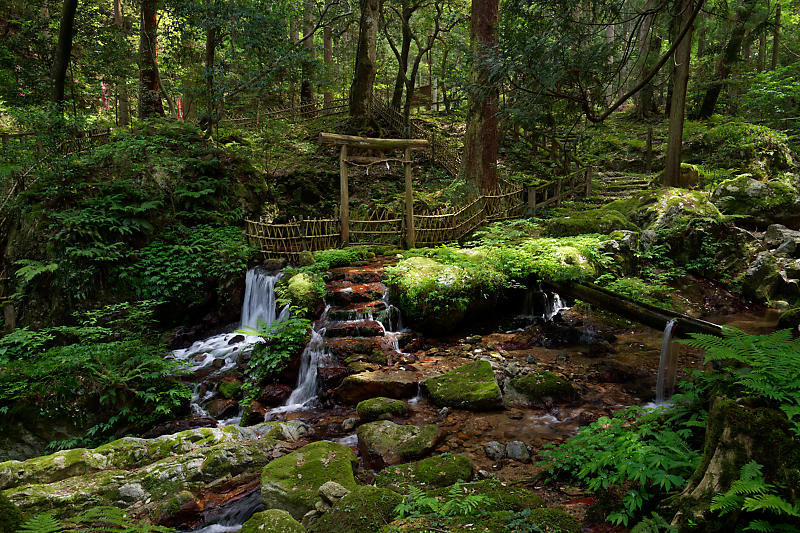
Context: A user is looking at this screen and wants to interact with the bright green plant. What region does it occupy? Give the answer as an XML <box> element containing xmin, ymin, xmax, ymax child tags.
<box><xmin>393</xmin><ymin>483</ymin><xmax>495</xmax><ymax>520</ymax></box>
<box><xmin>19</xmin><ymin>507</ymin><xmax>175</xmax><ymax>533</ymax></box>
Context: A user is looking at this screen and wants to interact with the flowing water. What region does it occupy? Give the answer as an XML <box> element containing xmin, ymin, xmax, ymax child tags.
<box><xmin>655</xmin><ymin>319</ymin><xmax>679</xmax><ymax>404</ymax></box>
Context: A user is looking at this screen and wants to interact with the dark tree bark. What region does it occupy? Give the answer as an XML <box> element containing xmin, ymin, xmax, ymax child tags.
<box><xmin>771</xmin><ymin>2</ymin><xmax>780</xmax><ymax>70</ymax></box>
<box><xmin>51</xmin><ymin>0</ymin><xmax>78</xmax><ymax>106</ymax></box>
<box><xmin>113</xmin><ymin>0</ymin><xmax>130</xmax><ymax>125</ymax></box>
<box><xmin>390</xmin><ymin>8</ymin><xmax>412</xmax><ymax>110</ymax></box>
<box><xmin>323</xmin><ymin>23</ymin><xmax>333</xmax><ymax>107</ymax></box>
<box><xmin>633</xmin><ymin>0</ymin><xmax>661</xmax><ymax>119</ymax></box>
<box><xmin>349</xmin><ymin>0</ymin><xmax>381</xmax><ymax>129</ymax></box>
<box><xmin>664</xmin><ymin>0</ymin><xmax>695</xmax><ymax>187</ymax></box>
<box><xmin>461</xmin><ymin>0</ymin><xmax>499</xmax><ymax>193</ymax></box>
<box><xmin>696</xmin><ymin>0</ymin><xmax>757</xmax><ymax>119</ymax></box>
<box><xmin>758</xmin><ymin>32</ymin><xmax>766</xmax><ymax>71</ymax></box>
<box><xmin>203</xmin><ymin>24</ymin><xmax>218</xmax><ymax>134</ymax></box>
<box><xmin>138</xmin><ymin>0</ymin><xmax>164</xmax><ymax>118</ymax></box>
<box><xmin>301</xmin><ymin>0</ymin><xmax>316</xmax><ymax>107</ymax></box>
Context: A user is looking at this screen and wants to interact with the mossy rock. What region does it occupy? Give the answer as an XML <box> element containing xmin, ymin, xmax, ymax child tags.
<box><xmin>427</xmin><ymin>479</ymin><xmax>545</xmax><ymax>513</ymax></box>
<box><xmin>357</xmin><ymin>421</ymin><xmax>442</xmax><ymax>467</ymax></box>
<box><xmin>606</xmin><ymin>188</ymin><xmax>724</xmax><ymax>232</ymax></box>
<box><xmin>423</xmin><ymin>361</ymin><xmax>503</xmax><ymax>411</ymax></box>
<box><xmin>309</xmin><ymin>485</ymin><xmax>402</xmax><ymax>533</ymax></box>
<box><xmin>219</xmin><ymin>379</ymin><xmax>242</xmax><ymax>400</ymax></box>
<box><xmin>0</xmin><ymin>493</ymin><xmax>22</xmax><ymax>533</ymax></box>
<box><xmin>241</xmin><ymin>509</ymin><xmax>305</xmax><ymax>533</ymax></box>
<box><xmin>712</xmin><ymin>174</ymin><xmax>800</xmax><ymax>223</ymax></box>
<box><xmin>778</xmin><ymin>308</ymin><xmax>800</xmax><ymax>333</ymax></box>
<box><xmin>525</xmin><ymin>508</ymin><xmax>581</xmax><ymax>533</ymax></box>
<box><xmin>356</xmin><ymin>397</ymin><xmax>408</xmax><ymax>422</ymax></box>
<box><xmin>261</xmin><ymin>440</ymin><xmax>358</xmax><ymax>520</ymax></box>
<box><xmin>375</xmin><ymin>453</ymin><xmax>474</xmax><ymax>493</ymax></box>
<box><xmin>279</xmin><ymin>273</ymin><xmax>324</xmax><ymax>318</ymax></box>
<box><xmin>510</xmin><ymin>371</ymin><xmax>575</xmax><ymax>404</ymax></box>
<box><xmin>545</xmin><ymin>208</ymin><xmax>639</xmax><ymax>237</ymax></box>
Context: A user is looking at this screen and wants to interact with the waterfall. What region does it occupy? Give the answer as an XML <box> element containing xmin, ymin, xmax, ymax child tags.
<box><xmin>241</xmin><ymin>269</ymin><xmax>282</xmax><ymax>329</ymax></box>
<box><xmin>545</xmin><ymin>293</ymin><xmax>568</xmax><ymax>321</ymax></box>
<box><xmin>283</xmin><ymin>330</ymin><xmax>328</xmax><ymax>408</ymax></box>
<box><xmin>655</xmin><ymin>319</ymin><xmax>679</xmax><ymax>404</ymax></box>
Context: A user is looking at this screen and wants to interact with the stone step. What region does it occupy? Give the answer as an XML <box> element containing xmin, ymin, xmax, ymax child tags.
<box><xmin>328</xmin><ymin>301</ymin><xmax>387</xmax><ymax>322</ymax></box>
<box><xmin>326</xmin><ymin>282</ymin><xmax>387</xmax><ymax>306</ymax></box>
<box><xmin>325</xmin><ymin>336</ymin><xmax>403</xmax><ymax>365</ymax></box>
<box><xmin>325</xmin><ymin>319</ymin><xmax>385</xmax><ymax>338</ymax></box>
<box><xmin>328</xmin><ymin>266</ymin><xmax>387</xmax><ymax>284</ymax></box>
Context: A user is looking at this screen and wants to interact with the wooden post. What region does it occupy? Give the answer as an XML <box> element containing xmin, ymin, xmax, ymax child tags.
<box><xmin>404</xmin><ymin>147</ymin><xmax>415</xmax><ymax>249</ymax></box>
<box><xmin>528</xmin><ymin>186</ymin><xmax>537</xmax><ymax>218</ymax></box>
<box><xmin>340</xmin><ymin>145</ymin><xmax>349</xmax><ymax>245</ymax></box>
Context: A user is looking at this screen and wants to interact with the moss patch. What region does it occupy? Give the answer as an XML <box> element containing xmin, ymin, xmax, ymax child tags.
<box><xmin>427</xmin><ymin>479</ymin><xmax>545</xmax><ymax>512</ymax></box>
<box><xmin>545</xmin><ymin>208</ymin><xmax>639</xmax><ymax>237</ymax></box>
<box><xmin>424</xmin><ymin>361</ymin><xmax>502</xmax><ymax>410</ymax></box>
<box><xmin>375</xmin><ymin>453</ymin><xmax>474</xmax><ymax>493</ymax></box>
<box><xmin>241</xmin><ymin>509</ymin><xmax>305</xmax><ymax>533</ymax></box>
<box><xmin>309</xmin><ymin>485</ymin><xmax>403</xmax><ymax>533</ymax></box>
<box><xmin>357</xmin><ymin>397</ymin><xmax>408</xmax><ymax>422</ymax></box>
<box><xmin>511</xmin><ymin>371</ymin><xmax>575</xmax><ymax>404</ymax></box>
<box><xmin>260</xmin><ymin>440</ymin><xmax>358</xmax><ymax>520</ymax></box>
<box><xmin>357</xmin><ymin>421</ymin><xmax>442</xmax><ymax>466</ymax></box>
<box><xmin>278</xmin><ymin>272</ymin><xmax>324</xmax><ymax>318</ymax></box>
<box><xmin>0</xmin><ymin>493</ymin><xmax>22</xmax><ymax>533</ymax></box>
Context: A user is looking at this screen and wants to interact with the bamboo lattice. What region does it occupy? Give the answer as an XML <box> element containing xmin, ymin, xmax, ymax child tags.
<box><xmin>349</xmin><ymin>208</ymin><xmax>403</xmax><ymax>246</ymax></box>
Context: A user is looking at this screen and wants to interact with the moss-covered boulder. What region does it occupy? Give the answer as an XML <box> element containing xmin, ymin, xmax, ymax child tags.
<box><xmin>712</xmin><ymin>174</ymin><xmax>800</xmax><ymax>224</ymax></box>
<box><xmin>375</xmin><ymin>453</ymin><xmax>474</xmax><ymax>493</ymax></box>
<box><xmin>0</xmin><ymin>493</ymin><xmax>22</xmax><ymax>533</ymax></box>
<box><xmin>241</xmin><ymin>509</ymin><xmax>305</xmax><ymax>533</ymax></box>
<box><xmin>260</xmin><ymin>440</ymin><xmax>358</xmax><ymax>520</ymax></box>
<box><xmin>309</xmin><ymin>485</ymin><xmax>402</xmax><ymax>533</ymax></box>
<box><xmin>510</xmin><ymin>371</ymin><xmax>576</xmax><ymax>404</ymax></box>
<box><xmin>545</xmin><ymin>208</ymin><xmax>639</xmax><ymax>237</ymax></box>
<box><xmin>428</xmin><ymin>479</ymin><xmax>545</xmax><ymax>512</ymax></box>
<box><xmin>278</xmin><ymin>272</ymin><xmax>324</xmax><ymax>319</ymax></box>
<box><xmin>333</xmin><ymin>369</ymin><xmax>419</xmax><ymax>404</ymax></box>
<box><xmin>607</xmin><ymin>188</ymin><xmax>724</xmax><ymax>232</ymax></box>
<box><xmin>219</xmin><ymin>378</ymin><xmax>243</xmax><ymax>400</ymax></box>
<box><xmin>423</xmin><ymin>361</ymin><xmax>503</xmax><ymax>410</ymax></box>
<box><xmin>357</xmin><ymin>421</ymin><xmax>442</xmax><ymax>468</ymax></box>
<box><xmin>356</xmin><ymin>397</ymin><xmax>408</xmax><ymax>422</ymax></box>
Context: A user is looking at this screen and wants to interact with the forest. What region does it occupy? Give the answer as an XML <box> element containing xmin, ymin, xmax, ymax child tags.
<box><xmin>1</xmin><ymin>0</ymin><xmax>800</xmax><ymax>531</ymax></box>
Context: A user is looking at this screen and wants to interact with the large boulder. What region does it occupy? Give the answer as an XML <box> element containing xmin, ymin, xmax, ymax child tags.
<box><xmin>357</xmin><ymin>397</ymin><xmax>408</xmax><ymax>422</ymax></box>
<box><xmin>712</xmin><ymin>174</ymin><xmax>800</xmax><ymax>225</ymax></box>
<box><xmin>241</xmin><ymin>509</ymin><xmax>305</xmax><ymax>533</ymax></box>
<box><xmin>545</xmin><ymin>208</ymin><xmax>639</xmax><ymax>237</ymax></box>
<box><xmin>375</xmin><ymin>453</ymin><xmax>474</xmax><ymax>493</ymax></box>
<box><xmin>357</xmin><ymin>421</ymin><xmax>442</xmax><ymax>468</ymax></box>
<box><xmin>333</xmin><ymin>369</ymin><xmax>419</xmax><ymax>404</ymax></box>
<box><xmin>0</xmin><ymin>423</ymin><xmax>302</xmax><ymax>526</ymax></box>
<box><xmin>260</xmin><ymin>440</ymin><xmax>358</xmax><ymax>520</ymax></box>
<box><xmin>509</xmin><ymin>371</ymin><xmax>576</xmax><ymax>405</ymax></box>
<box><xmin>423</xmin><ymin>361</ymin><xmax>503</xmax><ymax>410</ymax></box>
<box><xmin>278</xmin><ymin>273</ymin><xmax>324</xmax><ymax>319</ymax></box>
<box><xmin>309</xmin><ymin>485</ymin><xmax>402</xmax><ymax>533</ymax></box>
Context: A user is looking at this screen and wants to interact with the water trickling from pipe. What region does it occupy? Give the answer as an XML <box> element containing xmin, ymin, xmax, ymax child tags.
<box><xmin>655</xmin><ymin>319</ymin><xmax>679</xmax><ymax>404</ymax></box>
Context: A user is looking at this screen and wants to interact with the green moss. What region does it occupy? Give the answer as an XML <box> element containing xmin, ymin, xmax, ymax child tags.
<box><xmin>261</xmin><ymin>440</ymin><xmax>359</xmax><ymax>520</ymax></box>
<box><xmin>375</xmin><ymin>453</ymin><xmax>474</xmax><ymax>493</ymax></box>
<box><xmin>310</xmin><ymin>486</ymin><xmax>402</xmax><ymax>533</ymax></box>
<box><xmin>778</xmin><ymin>308</ymin><xmax>800</xmax><ymax>330</ymax></box>
<box><xmin>356</xmin><ymin>397</ymin><xmax>408</xmax><ymax>421</ymax></box>
<box><xmin>427</xmin><ymin>479</ymin><xmax>545</xmax><ymax>513</ymax></box>
<box><xmin>277</xmin><ymin>272</ymin><xmax>324</xmax><ymax>318</ymax></box>
<box><xmin>712</xmin><ymin>174</ymin><xmax>799</xmax><ymax>219</ymax></box>
<box><xmin>242</xmin><ymin>509</ymin><xmax>305</xmax><ymax>533</ymax></box>
<box><xmin>545</xmin><ymin>208</ymin><xmax>639</xmax><ymax>237</ymax></box>
<box><xmin>511</xmin><ymin>371</ymin><xmax>575</xmax><ymax>404</ymax></box>
<box><xmin>526</xmin><ymin>508</ymin><xmax>580</xmax><ymax>533</ymax></box>
<box><xmin>218</xmin><ymin>380</ymin><xmax>242</xmax><ymax>400</ymax></box>
<box><xmin>357</xmin><ymin>421</ymin><xmax>442</xmax><ymax>463</ymax></box>
<box><xmin>424</xmin><ymin>361</ymin><xmax>502</xmax><ymax>410</ymax></box>
<box><xmin>0</xmin><ymin>493</ymin><xmax>22</xmax><ymax>533</ymax></box>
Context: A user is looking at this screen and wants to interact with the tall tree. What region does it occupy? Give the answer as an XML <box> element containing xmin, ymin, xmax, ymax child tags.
<box><xmin>664</xmin><ymin>0</ymin><xmax>696</xmax><ymax>187</ymax></box>
<box><xmin>349</xmin><ymin>0</ymin><xmax>381</xmax><ymax>129</ymax></box>
<box><xmin>771</xmin><ymin>2</ymin><xmax>780</xmax><ymax>70</ymax></box>
<box><xmin>113</xmin><ymin>0</ymin><xmax>130</xmax><ymax>125</ymax></box>
<box><xmin>301</xmin><ymin>0</ymin><xmax>317</xmax><ymax>106</ymax></box>
<box><xmin>696</xmin><ymin>0</ymin><xmax>757</xmax><ymax>118</ymax></box>
<box><xmin>633</xmin><ymin>0</ymin><xmax>661</xmax><ymax>119</ymax></box>
<box><xmin>51</xmin><ymin>0</ymin><xmax>79</xmax><ymax>106</ymax></box>
<box><xmin>138</xmin><ymin>0</ymin><xmax>164</xmax><ymax>118</ymax></box>
<box><xmin>461</xmin><ymin>0</ymin><xmax>499</xmax><ymax>193</ymax></box>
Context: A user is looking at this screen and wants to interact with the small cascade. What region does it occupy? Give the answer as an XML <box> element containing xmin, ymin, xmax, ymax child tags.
<box><xmin>544</xmin><ymin>293</ymin><xmax>569</xmax><ymax>321</ymax></box>
<box><xmin>655</xmin><ymin>319</ymin><xmax>679</xmax><ymax>404</ymax></box>
<box><xmin>282</xmin><ymin>329</ymin><xmax>330</xmax><ymax>410</ymax></box>
<box><xmin>241</xmin><ymin>269</ymin><xmax>282</xmax><ymax>329</ymax></box>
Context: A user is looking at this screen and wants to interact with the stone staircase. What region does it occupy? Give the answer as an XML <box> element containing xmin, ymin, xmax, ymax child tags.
<box><xmin>585</xmin><ymin>172</ymin><xmax>653</xmax><ymax>205</ymax></box>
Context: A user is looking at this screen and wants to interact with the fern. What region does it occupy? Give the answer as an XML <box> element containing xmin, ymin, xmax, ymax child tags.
<box><xmin>18</xmin><ymin>514</ymin><xmax>63</xmax><ymax>533</ymax></box>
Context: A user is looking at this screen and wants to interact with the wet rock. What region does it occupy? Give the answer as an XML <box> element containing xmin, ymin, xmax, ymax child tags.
<box><xmin>526</xmin><ymin>355</ymin><xmax>537</xmax><ymax>365</ymax></box>
<box><xmin>510</xmin><ymin>371</ymin><xmax>575</xmax><ymax>405</ymax></box>
<box><xmin>356</xmin><ymin>397</ymin><xmax>408</xmax><ymax>422</ymax></box>
<box><xmin>212</xmin><ymin>358</ymin><xmax>227</xmax><ymax>369</ymax></box>
<box><xmin>260</xmin><ymin>441</ymin><xmax>358</xmax><ymax>520</ymax></box>
<box><xmin>325</xmin><ymin>320</ymin><xmax>384</xmax><ymax>338</ymax></box>
<box><xmin>333</xmin><ymin>369</ymin><xmax>419</xmax><ymax>404</ymax></box>
<box><xmin>477</xmin><ymin>469</ymin><xmax>494</xmax><ymax>480</ymax></box>
<box><xmin>505</xmin><ymin>441</ymin><xmax>531</xmax><ymax>463</ymax></box>
<box><xmin>228</xmin><ymin>335</ymin><xmax>245</xmax><ymax>345</ymax></box>
<box><xmin>218</xmin><ymin>377</ymin><xmax>242</xmax><ymax>400</ymax></box>
<box><xmin>241</xmin><ymin>509</ymin><xmax>304</xmax><ymax>533</ymax></box>
<box><xmin>301</xmin><ymin>510</ymin><xmax>321</xmax><ymax>529</ymax></box>
<box><xmin>742</xmin><ymin>251</ymin><xmax>786</xmax><ymax>302</ymax></box>
<box><xmin>204</xmin><ymin>398</ymin><xmax>239</xmax><ymax>419</ymax></box>
<box><xmin>357</xmin><ymin>421</ymin><xmax>442</xmax><ymax>468</ymax></box>
<box><xmin>308</xmin><ymin>486</ymin><xmax>402</xmax><ymax>533</ymax></box>
<box><xmin>424</xmin><ymin>361</ymin><xmax>503</xmax><ymax>411</ymax></box>
<box><xmin>485</xmin><ymin>441</ymin><xmax>506</xmax><ymax>461</ymax></box>
<box><xmin>282</xmin><ymin>273</ymin><xmax>325</xmax><ymax>318</ymax></box>
<box><xmin>343</xmin><ymin>268</ymin><xmax>384</xmax><ymax>284</ymax></box>
<box><xmin>327</xmin><ymin>282</ymin><xmax>386</xmax><ymax>306</ymax></box>
<box><xmin>341</xmin><ymin>417</ymin><xmax>358</xmax><ymax>432</ymax></box>
<box><xmin>376</xmin><ymin>453</ymin><xmax>474</xmax><ymax>493</ymax></box>
<box><xmin>786</xmin><ymin>260</ymin><xmax>800</xmax><ymax>280</ymax></box>
<box><xmin>240</xmin><ymin>401</ymin><xmax>268</xmax><ymax>426</ymax></box>
<box><xmin>317</xmin><ymin>365</ymin><xmax>351</xmax><ymax>392</ymax></box>
<box><xmin>258</xmin><ymin>384</ymin><xmax>293</xmax><ymax>407</ymax></box>
<box><xmin>318</xmin><ymin>481</ymin><xmax>351</xmax><ymax>505</ymax></box>
<box><xmin>325</xmin><ymin>336</ymin><xmax>394</xmax><ymax>365</ymax></box>
<box><xmin>140</xmin><ymin>417</ymin><xmax>218</xmax><ymax>439</ymax></box>
<box><xmin>437</xmin><ymin>407</ymin><xmax>451</xmax><ymax>419</ymax></box>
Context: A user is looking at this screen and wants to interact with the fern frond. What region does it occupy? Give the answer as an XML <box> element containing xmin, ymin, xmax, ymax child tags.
<box><xmin>18</xmin><ymin>514</ymin><xmax>63</xmax><ymax>533</ymax></box>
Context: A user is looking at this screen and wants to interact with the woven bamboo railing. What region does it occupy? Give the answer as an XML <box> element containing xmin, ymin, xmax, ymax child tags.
<box><xmin>527</xmin><ymin>167</ymin><xmax>592</xmax><ymax>217</ymax></box>
<box><xmin>224</xmin><ymin>98</ymin><xmax>349</xmax><ymax>128</ymax></box>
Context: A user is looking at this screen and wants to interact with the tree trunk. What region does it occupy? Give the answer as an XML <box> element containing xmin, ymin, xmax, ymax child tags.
<box><xmin>349</xmin><ymin>0</ymin><xmax>381</xmax><ymax>130</ymax></box>
<box><xmin>391</xmin><ymin>9</ymin><xmax>412</xmax><ymax>110</ymax></box>
<box><xmin>138</xmin><ymin>0</ymin><xmax>164</xmax><ymax>118</ymax></box>
<box><xmin>771</xmin><ymin>3</ymin><xmax>780</xmax><ymax>70</ymax></box>
<box><xmin>758</xmin><ymin>32</ymin><xmax>766</xmax><ymax>71</ymax></box>
<box><xmin>51</xmin><ymin>0</ymin><xmax>78</xmax><ymax>106</ymax></box>
<box><xmin>301</xmin><ymin>0</ymin><xmax>316</xmax><ymax>107</ymax></box>
<box><xmin>663</xmin><ymin>0</ymin><xmax>695</xmax><ymax>187</ymax></box>
<box><xmin>696</xmin><ymin>0</ymin><xmax>757</xmax><ymax>119</ymax></box>
<box><xmin>461</xmin><ymin>0</ymin><xmax>499</xmax><ymax>193</ymax></box>
<box><xmin>204</xmin><ymin>24</ymin><xmax>217</xmax><ymax>134</ymax></box>
<box><xmin>323</xmin><ymin>23</ymin><xmax>333</xmax><ymax>108</ymax></box>
<box><xmin>113</xmin><ymin>0</ymin><xmax>130</xmax><ymax>125</ymax></box>
<box><xmin>633</xmin><ymin>0</ymin><xmax>660</xmax><ymax>119</ymax></box>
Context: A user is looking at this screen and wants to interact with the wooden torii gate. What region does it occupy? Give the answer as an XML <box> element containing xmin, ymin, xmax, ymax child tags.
<box><xmin>319</xmin><ymin>133</ymin><xmax>429</xmax><ymax>248</ymax></box>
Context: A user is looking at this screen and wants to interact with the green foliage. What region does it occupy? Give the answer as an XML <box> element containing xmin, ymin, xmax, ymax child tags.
<box><xmin>467</xmin><ymin>219</ymin><xmax>543</xmax><ymax>246</ymax></box>
<box><xmin>18</xmin><ymin>514</ymin><xmax>62</xmax><ymax>533</ymax></box>
<box><xmin>681</xmin><ymin>328</ymin><xmax>800</xmax><ymax>436</ymax></box>
<box><xmin>539</xmin><ymin>405</ymin><xmax>701</xmax><ymax>526</ymax></box>
<box><xmin>594</xmin><ymin>274</ymin><xmax>680</xmax><ymax>310</ymax></box>
<box><xmin>0</xmin><ymin>340</ymin><xmax>190</xmax><ymax>448</ymax></box>
<box><xmin>743</xmin><ymin>63</ymin><xmax>800</xmax><ymax>132</ymax></box>
<box><xmin>393</xmin><ymin>483</ymin><xmax>495</xmax><ymax>520</ymax></box>
<box><xmin>238</xmin><ymin>316</ymin><xmax>311</xmax><ymax>398</ymax></box>
<box><xmin>711</xmin><ymin>461</ymin><xmax>800</xmax><ymax>532</ymax></box>
<box><xmin>14</xmin><ymin>259</ymin><xmax>59</xmax><ymax>286</ymax></box>
<box><xmin>119</xmin><ymin>224</ymin><xmax>253</xmax><ymax>304</ymax></box>
<box><xmin>698</xmin><ymin>122</ymin><xmax>794</xmax><ymax>172</ymax></box>
<box><xmin>19</xmin><ymin>507</ymin><xmax>175</xmax><ymax>533</ymax></box>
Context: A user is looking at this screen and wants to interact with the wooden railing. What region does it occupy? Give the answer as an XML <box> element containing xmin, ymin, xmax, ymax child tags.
<box><xmin>527</xmin><ymin>168</ymin><xmax>593</xmax><ymax>217</ymax></box>
<box><xmin>223</xmin><ymin>98</ymin><xmax>349</xmax><ymax>128</ymax></box>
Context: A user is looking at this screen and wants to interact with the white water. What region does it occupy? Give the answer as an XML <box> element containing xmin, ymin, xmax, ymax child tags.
<box><xmin>545</xmin><ymin>293</ymin><xmax>569</xmax><ymax>320</ymax></box>
<box><xmin>171</xmin><ymin>268</ymin><xmax>285</xmax><ymax>422</ymax></box>
<box><xmin>655</xmin><ymin>319</ymin><xmax>679</xmax><ymax>404</ymax></box>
